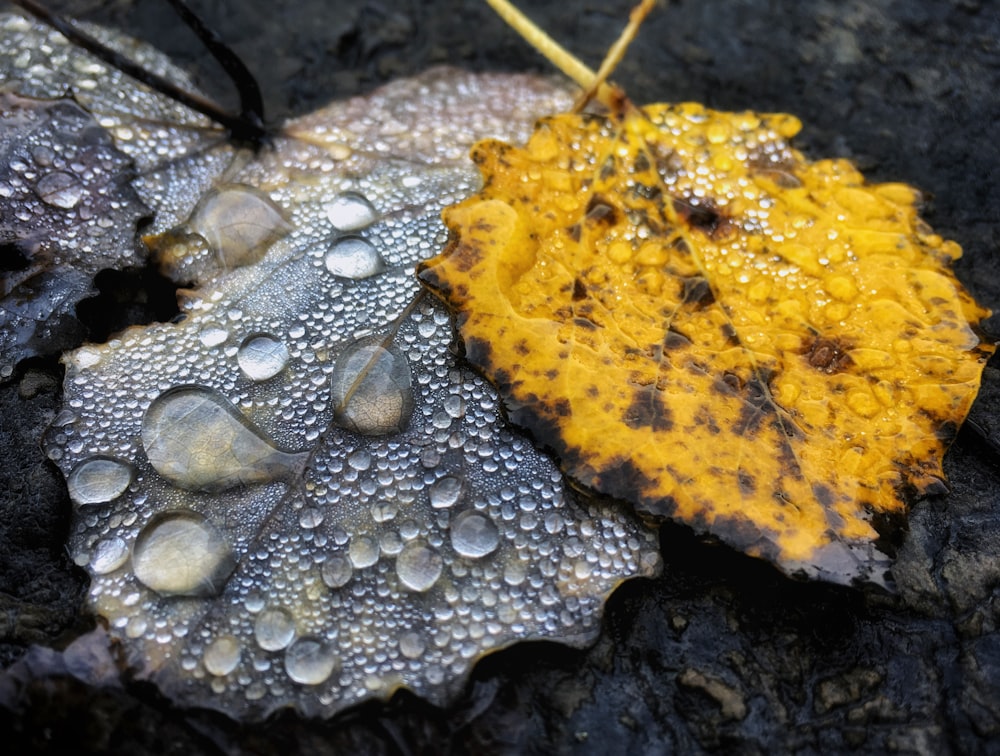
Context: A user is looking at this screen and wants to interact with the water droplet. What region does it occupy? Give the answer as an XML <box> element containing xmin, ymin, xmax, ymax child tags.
<box><xmin>141</xmin><ymin>386</ymin><xmax>308</xmax><ymax>492</ymax></box>
<box><xmin>451</xmin><ymin>510</ymin><xmax>500</xmax><ymax>559</ymax></box>
<box><xmin>254</xmin><ymin>608</ymin><xmax>296</xmax><ymax>651</ymax></box>
<box><xmin>299</xmin><ymin>507</ymin><xmax>324</xmax><ymax>529</ymax></box>
<box><xmin>325</xmin><ymin>191</ymin><xmax>377</xmax><ymax>231</ymax></box>
<box><xmin>395</xmin><ymin>541</ymin><xmax>442</xmax><ymax>592</ymax></box>
<box><xmin>203</xmin><ymin>635</ymin><xmax>242</xmax><ymax>676</ymax></box>
<box><xmin>189</xmin><ymin>184</ymin><xmax>291</xmax><ymax>268</ymax></box>
<box><xmin>347</xmin><ymin>449</ymin><xmax>372</xmax><ymax>471</ymax></box>
<box><xmin>321</xmin><ymin>555</ymin><xmax>353</xmax><ymax>588</ymax></box>
<box><xmin>371</xmin><ymin>499</ymin><xmax>398</xmax><ymax>523</ymax></box>
<box><xmin>198</xmin><ymin>325</ymin><xmax>230</xmax><ymax>347</ymax></box>
<box><xmin>573</xmin><ymin>560</ymin><xmax>593</xmax><ymax>579</ymax></box>
<box><xmin>132</xmin><ymin>511</ymin><xmax>235</xmax><ymax>596</ymax></box>
<box><xmin>398</xmin><ymin>631</ymin><xmax>426</xmax><ymax>660</ymax></box>
<box><xmin>331</xmin><ymin>338</ymin><xmax>414</xmax><ymax>436</ymax></box>
<box><xmin>237</xmin><ymin>334</ymin><xmax>290</xmax><ymax>381</ymax></box>
<box><xmin>36</xmin><ymin>170</ymin><xmax>85</xmax><ymax>209</ymax></box>
<box><xmin>429</xmin><ymin>476</ymin><xmax>463</xmax><ymax>509</ymax></box>
<box><xmin>323</xmin><ymin>236</ymin><xmax>386</xmax><ymax>280</ymax></box>
<box><xmin>348</xmin><ymin>535</ymin><xmax>380</xmax><ymax>569</ymax></box>
<box><xmin>284</xmin><ymin>637</ymin><xmax>339</xmax><ymax>685</ymax></box>
<box><xmin>443</xmin><ymin>395</ymin><xmax>466</xmax><ymax>419</ymax></box>
<box><xmin>66</xmin><ymin>456</ymin><xmax>133</xmax><ymax>505</ymax></box>
<box><xmin>504</xmin><ymin>559</ymin><xmax>527</xmax><ymax>586</ymax></box>
<box><xmin>90</xmin><ymin>536</ymin><xmax>128</xmax><ymax>574</ymax></box>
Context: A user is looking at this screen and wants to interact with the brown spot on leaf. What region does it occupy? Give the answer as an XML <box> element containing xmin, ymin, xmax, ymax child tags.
<box><xmin>803</xmin><ymin>336</ymin><xmax>854</xmax><ymax>373</ymax></box>
<box><xmin>624</xmin><ymin>385</ymin><xmax>674</xmax><ymax>431</ymax></box>
<box><xmin>585</xmin><ymin>195</ymin><xmax>619</xmax><ymax>225</ymax></box>
<box><xmin>682</xmin><ymin>276</ymin><xmax>715</xmax><ymax>308</ymax></box>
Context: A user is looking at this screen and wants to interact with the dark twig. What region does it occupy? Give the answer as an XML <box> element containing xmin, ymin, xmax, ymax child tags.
<box><xmin>9</xmin><ymin>0</ymin><xmax>270</xmax><ymax>146</ymax></box>
<box><xmin>161</xmin><ymin>0</ymin><xmax>265</xmax><ymax>139</ymax></box>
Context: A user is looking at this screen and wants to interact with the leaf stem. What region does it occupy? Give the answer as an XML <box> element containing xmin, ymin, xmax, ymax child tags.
<box><xmin>483</xmin><ymin>0</ymin><xmax>656</xmax><ymax>112</ymax></box>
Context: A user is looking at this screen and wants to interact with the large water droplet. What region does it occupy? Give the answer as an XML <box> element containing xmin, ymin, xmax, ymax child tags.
<box><xmin>348</xmin><ymin>535</ymin><xmax>380</xmax><ymax>569</ymax></box>
<box><xmin>198</xmin><ymin>324</ymin><xmax>230</xmax><ymax>347</ymax></box>
<box><xmin>324</xmin><ymin>236</ymin><xmax>386</xmax><ymax>280</ymax></box>
<box><xmin>284</xmin><ymin>637</ymin><xmax>339</xmax><ymax>685</ymax></box>
<box><xmin>237</xmin><ymin>333</ymin><xmax>290</xmax><ymax>381</ymax></box>
<box><xmin>189</xmin><ymin>185</ymin><xmax>291</xmax><ymax>268</ymax></box>
<box><xmin>331</xmin><ymin>338</ymin><xmax>414</xmax><ymax>436</ymax></box>
<box><xmin>395</xmin><ymin>541</ymin><xmax>442</xmax><ymax>592</ymax></box>
<box><xmin>347</xmin><ymin>449</ymin><xmax>372</xmax><ymax>471</ymax></box>
<box><xmin>321</xmin><ymin>555</ymin><xmax>353</xmax><ymax>588</ymax></box>
<box><xmin>398</xmin><ymin>630</ymin><xmax>426</xmax><ymax>660</ymax></box>
<box><xmin>254</xmin><ymin>608</ymin><xmax>296</xmax><ymax>651</ymax></box>
<box><xmin>66</xmin><ymin>456</ymin><xmax>133</xmax><ymax>505</ymax></box>
<box><xmin>90</xmin><ymin>536</ymin><xmax>128</xmax><ymax>574</ymax></box>
<box><xmin>429</xmin><ymin>476</ymin><xmax>463</xmax><ymax>509</ymax></box>
<box><xmin>36</xmin><ymin>170</ymin><xmax>85</xmax><ymax>209</ymax></box>
<box><xmin>450</xmin><ymin>510</ymin><xmax>500</xmax><ymax>559</ymax></box>
<box><xmin>203</xmin><ymin>634</ymin><xmax>242</xmax><ymax>676</ymax></box>
<box><xmin>443</xmin><ymin>395</ymin><xmax>466</xmax><ymax>419</ymax></box>
<box><xmin>132</xmin><ymin>511</ymin><xmax>235</xmax><ymax>596</ymax></box>
<box><xmin>141</xmin><ymin>386</ymin><xmax>308</xmax><ymax>492</ymax></box>
<box><xmin>325</xmin><ymin>191</ymin><xmax>378</xmax><ymax>231</ymax></box>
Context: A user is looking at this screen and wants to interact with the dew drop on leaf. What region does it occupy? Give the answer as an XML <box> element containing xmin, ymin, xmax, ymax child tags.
<box><xmin>429</xmin><ymin>475</ymin><xmax>463</xmax><ymax>509</ymax></box>
<box><xmin>188</xmin><ymin>185</ymin><xmax>292</xmax><ymax>268</ymax></box>
<box><xmin>395</xmin><ymin>541</ymin><xmax>443</xmax><ymax>592</ymax></box>
<box><xmin>254</xmin><ymin>608</ymin><xmax>296</xmax><ymax>651</ymax></box>
<box><xmin>203</xmin><ymin>635</ymin><xmax>242</xmax><ymax>677</ymax></box>
<box><xmin>284</xmin><ymin>638</ymin><xmax>340</xmax><ymax>686</ymax></box>
<box><xmin>450</xmin><ymin>510</ymin><xmax>500</xmax><ymax>559</ymax></box>
<box><xmin>331</xmin><ymin>338</ymin><xmax>414</xmax><ymax>436</ymax></box>
<box><xmin>141</xmin><ymin>385</ymin><xmax>308</xmax><ymax>492</ymax></box>
<box><xmin>35</xmin><ymin>170</ymin><xmax>85</xmax><ymax>209</ymax></box>
<box><xmin>324</xmin><ymin>191</ymin><xmax>378</xmax><ymax>231</ymax></box>
<box><xmin>198</xmin><ymin>324</ymin><xmax>230</xmax><ymax>347</ymax></box>
<box><xmin>323</xmin><ymin>236</ymin><xmax>387</xmax><ymax>280</ymax></box>
<box><xmin>398</xmin><ymin>631</ymin><xmax>427</xmax><ymax>660</ymax></box>
<box><xmin>237</xmin><ymin>333</ymin><xmax>290</xmax><ymax>381</ymax></box>
<box><xmin>89</xmin><ymin>536</ymin><xmax>128</xmax><ymax>574</ymax></box>
<box><xmin>345</xmin><ymin>448</ymin><xmax>372</xmax><ymax>471</ymax></box>
<box><xmin>348</xmin><ymin>535</ymin><xmax>380</xmax><ymax>569</ymax></box>
<box><xmin>298</xmin><ymin>507</ymin><xmax>324</xmax><ymax>529</ymax></box>
<box><xmin>66</xmin><ymin>456</ymin><xmax>134</xmax><ymax>505</ymax></box>
<box><xmin>320</xmin><ymin>556</ymin><xmax>353</xmax><ymax>589</ymax></box>
<box><xmin>131</xmin><ymin>511</ymin><xmax>236</xmax><ymax>597</ymax></box>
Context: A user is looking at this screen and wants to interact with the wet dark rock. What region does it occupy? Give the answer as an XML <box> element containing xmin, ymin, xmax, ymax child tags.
<box><xmin>1</xmin><ymin>0</ymin><xmax>999</xmax><ymax>752</ymax></box>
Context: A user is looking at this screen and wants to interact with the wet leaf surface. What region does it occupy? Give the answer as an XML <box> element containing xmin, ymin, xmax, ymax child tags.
<box><xmin>2</xmin><ymin>13</ymin><xmax>660</xmax><ymax>720</ymax></box>
<box><xmin>420</xmin><ymin>99</ymin><xmax>995</xmax><ymax>584</ymax></box>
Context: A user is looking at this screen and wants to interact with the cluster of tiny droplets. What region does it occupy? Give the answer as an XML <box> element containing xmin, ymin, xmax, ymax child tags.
<box><xmin>6</xmin><ymin>14</ymin><xmax>662</xmax><ymax>719</ymax></box>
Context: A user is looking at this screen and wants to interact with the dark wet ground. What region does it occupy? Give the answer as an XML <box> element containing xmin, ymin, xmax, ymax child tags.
<box><xmin>1</xmin><ymin>0</ymin><xmax>999</xmax><ymax>752</ymax></box>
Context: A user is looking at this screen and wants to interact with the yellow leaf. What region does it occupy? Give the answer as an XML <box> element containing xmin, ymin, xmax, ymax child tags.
<box><xmin>420</xmin><ymin>101</ymin><xmax>996</xmax><ymax>583</ymax></box>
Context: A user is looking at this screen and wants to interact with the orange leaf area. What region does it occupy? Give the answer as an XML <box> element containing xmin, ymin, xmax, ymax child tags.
<box><xmin>419</xmin><ymin>102</ymin><xmax>996</xmax><ymax>584</ymax></box>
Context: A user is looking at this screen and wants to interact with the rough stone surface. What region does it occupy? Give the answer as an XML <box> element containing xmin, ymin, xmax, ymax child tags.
<box><xmin>1</xmin><ymin>0</ymin><xmax>999</xmax><ymax>752</ymax></box>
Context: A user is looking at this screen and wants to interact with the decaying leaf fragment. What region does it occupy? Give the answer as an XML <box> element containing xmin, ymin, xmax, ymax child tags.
<box><xmin>0</xmin><ymin>91</ymin><xmax>149</xmax><ymax>379</ymax></box>
<box><xmin>420</xmin><ymin>100</ymin><xmax>996</xmax><ymax>584</ymax></box>
<box><xmin>6</xmin><ymin>13</ymin><xmax>661</xmax><ymax>721</ymax></box>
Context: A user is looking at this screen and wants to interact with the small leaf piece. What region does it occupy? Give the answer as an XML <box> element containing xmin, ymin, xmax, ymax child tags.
<box><xmin>0</xmin><ymin>92</ymin><xmax>149</xmax><ymax>379</ymax></box>
<box><xmin>420</xmin><ymin>102</ymin><xmax>996</xmax><ymax>584</ymax></box>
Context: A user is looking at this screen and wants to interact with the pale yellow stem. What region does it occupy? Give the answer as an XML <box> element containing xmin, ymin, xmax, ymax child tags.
<box><xmin>572</xmin><ymin>0</ymin><xmax>658</xmax><ymax>112</ymax></box>
<box><xmin>483</xmin><ymin>0</ymin><xmax>612</xmax><ymax>103</ymax></box>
